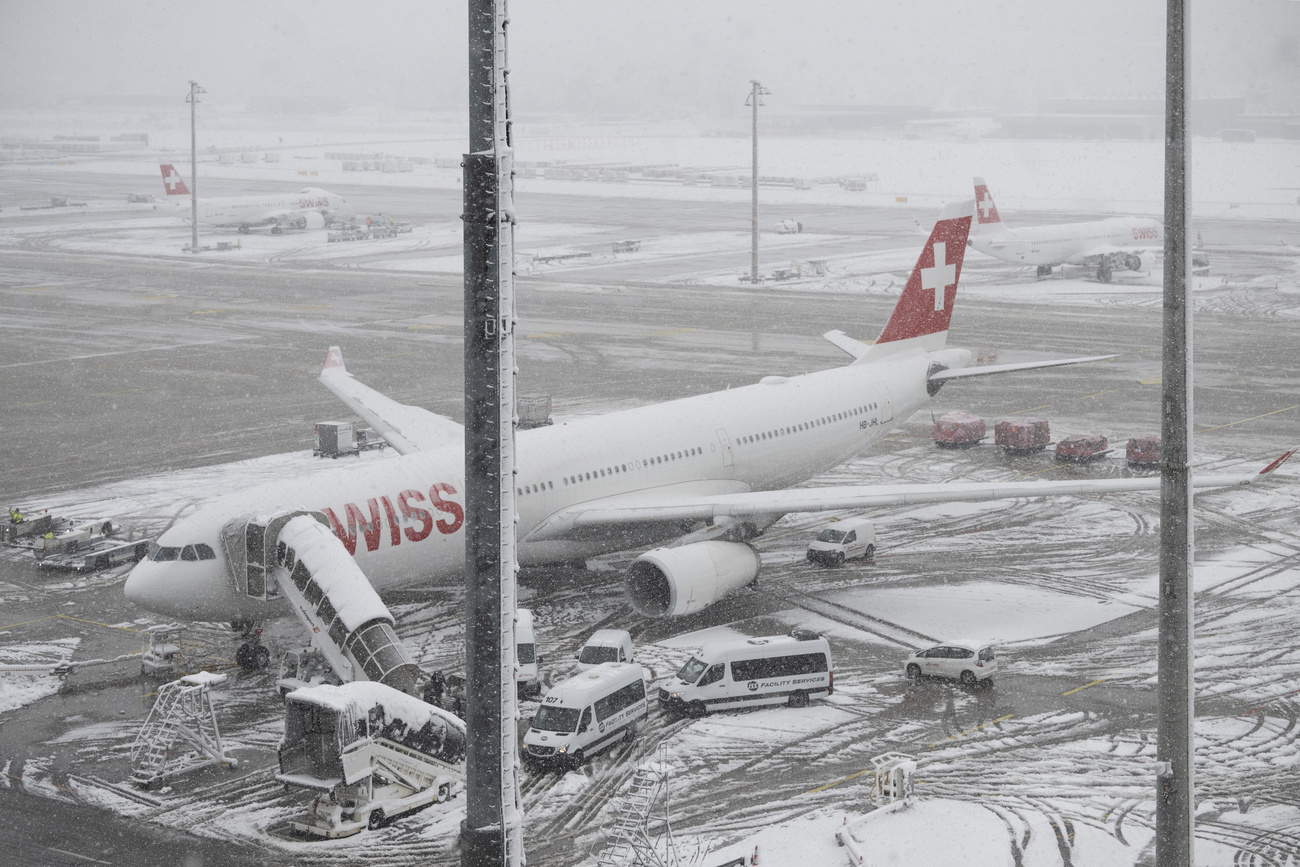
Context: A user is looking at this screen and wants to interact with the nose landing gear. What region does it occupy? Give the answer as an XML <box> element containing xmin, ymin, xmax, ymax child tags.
<box><xmin>231</xmin><ymin>620</ymin><xmax>270</xmax><ymax>669</ymax></box>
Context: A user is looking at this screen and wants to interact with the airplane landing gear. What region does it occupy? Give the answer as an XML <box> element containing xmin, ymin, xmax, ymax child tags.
<box><xmin>238</xmin><ymin>225</ymin><xmax>250</xmax><ymax>234</ymax></box>
<box><xmin>271</xmin><ymin>226</ymin><xmax>283</xmax><ymax>236</ymax></box>
<box><xmin>1097</xmin><ymin>265</ymin><xmax>1112</xmax><ymax>283</ymax></box>
<box><xmin>1036</xmin><ymin>265</ymin><xmax>1053</xmax><ymax>278</ymax></box>
<box><xmin>232</xmin><ymin>620</ymin><xmax>270</xmax><ymax>670</ymax></box>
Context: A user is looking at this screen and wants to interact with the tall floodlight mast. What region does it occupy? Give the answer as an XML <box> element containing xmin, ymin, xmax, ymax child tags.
<box><xmin>185</xmin><ymin>81</ymin><xmax>204</xmax><ymax>253</ymax></box>
<box><xmin>746</xmin><ymin>80</ymin><xmax>770</xmax><ymax>283</ymax></box>
<box><xmin>1157</xmin><ymin>0</ymin><xmax>1194</xmax><ymax>862</ymax></box>
<box><xmin>461</xmin><ymin>0</ymin><xmax>523</xmax><ymax>865</ymax></box>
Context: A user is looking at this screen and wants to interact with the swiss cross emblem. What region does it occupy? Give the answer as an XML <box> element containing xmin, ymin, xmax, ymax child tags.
<box><xmin>978</xmin><ymin>194</ymin><xmax>994</xmax><ymax>219</ymax></box>
<box><xmin>164</xmin><ymin>168</ymin><xmax>183</xmax><ymax>192</ymax></box>
<box><xmin>919</xmin><ymin>242</ymin><xmax>957</xmax><ymax>311</ymax></box>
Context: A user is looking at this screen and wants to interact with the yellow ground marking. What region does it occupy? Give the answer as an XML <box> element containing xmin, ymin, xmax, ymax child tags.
<box><xmin>926</xmin><ymin>714</ymin><xmax>1014</xmax><ymax>748</ymax></box>
<box><xmin>0</xmin><ymin>615</ymin><xmax>61</xmax><ymax>631</ymax></box>
<box><xmin>1080</xmin><ymin>388</ymin><xmax>1121</xmax><ymax>400</ymax></box>
<box><xmin>91</xmin><ymin>388</ymin><xmax>147</xmax><ymax>397</ymax></box>
<box><xmin>1138</xmin><ymin>377</ymin><xmax>1162</xmax><ymax>385</ymax></box>
<box><xmin>57</xmin><ymin>614</ymin><xmax>143</xmax><ymax>633</ymax></box>
<box><xmin>3</xmin><ymin>401</ymin><xmax>53</xmax><ymax>409</ymax></box>
<box><xmin>803</xmin><ymin>768</ymin><xmax>871</xmax><ymax>796</ymax></box>
<box><xmin>1062</xmin><ymin>678</ymin><xmax>1107</xmax><ymax>696</ymax></box>
<box><xmin>1008</xmin><ymin>404</ymin><xmax>1051</xmax><ymax>415</ymax></box>
<box><xmin>525</xmin><ymin>331</ymin><xmax>575</xmax><ymax>339</ymax></box>
<box><xmin>190</xmin><ymin>309</ymin><xmax>231</xmax><ymax>315</ymax></box>
<box><xmin>292</xmin><ymin>304</ymin><xmax>332</xmax><ymax>310</ymax></box>
<box><xmin>651</xmin><ymin>327</ymin><xmax>698</xmax><ymax>336</ymax></box>
<box><xmin>18</xmin><ymin>285</ymin><xmax>59</xmax><ymax>292</ymax></box>
<box><xmin>1196</xmin><ymin>403</ymin><xmax>1300</xmax><ymax>434</ymax></box>
<box><xmin>140</xmin><ymin>294</ymin><xmax>177</xmax><ymax>300</ymax></box>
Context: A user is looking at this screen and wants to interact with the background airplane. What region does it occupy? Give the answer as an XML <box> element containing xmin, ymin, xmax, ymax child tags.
<box><xmin>123</xmin><ymin>200</ymin><xmax>1288</xmax><ymax>661</ymax></box>
<box><xmin>968</xmin><ymin>176</ymin><xmax>1163</xmax><ymax>282</ymax></box>
<box><xmin>158</xmin><ymin>164</ymin><xmax>356</xmax><ymax>234</ymax></box>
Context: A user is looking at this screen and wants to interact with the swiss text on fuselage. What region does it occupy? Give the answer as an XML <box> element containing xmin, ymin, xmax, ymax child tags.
<box><xmin>322</xmin><ymin>482</ymin><xmax>463</xmax><ymax>555</ymax></box>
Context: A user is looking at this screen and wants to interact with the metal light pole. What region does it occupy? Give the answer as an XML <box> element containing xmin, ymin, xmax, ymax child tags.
<box><xmin>1156</xmin><ymin>0</ymin><xmax>1195</xmax><ymax>862</ymax></box>
<box><xmin>461</xmin><ymin>0</ymin><xmax>523</xmax><ymax>865</ymax></box>
<box><xmin>185</xmin><ymin>81</ymin><xmax>204</xmax><ymax>253</ymax></box>
<box><xmin>746</xmin><ymin>80</ymin><xmax>770</xmax><ymax>283</ymax></box>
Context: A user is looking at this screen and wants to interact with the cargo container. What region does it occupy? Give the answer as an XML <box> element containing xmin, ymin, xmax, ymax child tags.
<box><xmin>1127</xmin><ymin>435</ymin><xmax>1161</xmax><ymax>468</ymax></box>
<box><xmin>994</xmin><ymin>418</ymin><xmax>1050</xmax><ymax>453</ymax></box>
<box><xmin>1055</xmin><ymin>434</ymin><xmax>1109</xmax><ymax>462</ymax></box>
<box><xmin>932</xmin><ymin>411</ymin><xmax>986</xmax><ymax>448</ymax></box>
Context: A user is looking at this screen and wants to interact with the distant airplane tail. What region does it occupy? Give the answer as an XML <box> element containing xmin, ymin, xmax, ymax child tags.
<box><xmin>863</xmin><ymin>199</ymin><xmax>974</xmax><ymax>359</ymax></box>
<box><xmin>160</xmin><ymin>164</ymin><xmax>190</xmax><ymax>196</ymax></box>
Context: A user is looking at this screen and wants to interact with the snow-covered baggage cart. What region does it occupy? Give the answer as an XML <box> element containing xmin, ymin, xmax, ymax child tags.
<box><xmin>1054</xmin><ymin>434</ymin><xmax>1110</xmax><ymax>462</ymax></box>
<box><xmin>931</xmin><ymin>411</ymin><xmax>986</xmax><ymax>448</ymax></box>
<box><xmin>277</xmin><ymin>682</ymin><xmax>466</xmax><ymax>837</ymax></box>
<box><xmin>1127</xmin><ymin>434</ymin><xmax>1161</xmax><ymax>468</ymax></box>
<box><xmin>994</xmin><ymin>417</ymin><xmax>1050</xmax><ymax>453</ymax></box>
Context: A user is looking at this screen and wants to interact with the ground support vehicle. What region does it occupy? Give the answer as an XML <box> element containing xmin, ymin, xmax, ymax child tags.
<box><xmin>523</xmin><ymin>662</ymin><xmax>648</xmax><ymax>771</ymax></box>
<box><xmin>278</xmin><ymin>682</ymin><xmax>466</xmax><ymax>837</ymax></box>
<box><xmin>807</xmin><ymin>518</ymin><xmax>876</xmax><ymax>566</ymax></box>
<box><xmin>1055</xmin><ymin>434</ymin><xmax>1110</xmax><ymax>462</ymax></box>
<box><xmin>659</xmin><ymin>631</ymin><xmax>833</xmax><ymax>717</ymax></box>
<box><xmin>994</xmin><ymin>418</ymin><xmax>1050</xmax><ymax>453</ymax></box>
<box><xmin>904</xmin><ymin>639</ymin><xmax>997</xmax><ymax>686</ymax></box>
<box><xmin>576</xmin><ymin>629</ymin><xmax>634</xmax><ymax>670</ymax></box>
<box><xmin>931</xmin><ymin>411</ymin><xmax>986</xmax><ymax>448</ymax></box>
<box><xmin>24</xmin><ymin>518</ymin><xmax>150</xmax><ymax>572</ymax></box>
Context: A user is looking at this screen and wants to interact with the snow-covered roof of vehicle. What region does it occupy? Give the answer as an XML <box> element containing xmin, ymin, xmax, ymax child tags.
<box><xmin>285</xmin><ymin>680</ymin><xmax>466</xmax><ymax>735</ymax></box>
<box><xmin>583</xmin><ymin>628</ymin><xmax>630</xmax><ymax>647</ymax></box>
<box><xmin>549</xmin><ymin>662</ymin><xmax>644</xmax><ymax>697</ymax></box>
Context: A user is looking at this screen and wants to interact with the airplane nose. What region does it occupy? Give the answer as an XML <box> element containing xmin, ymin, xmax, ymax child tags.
<box><xmin>123</xmin><ymin>559</ymin><xmax>158</xmax><ymax>606</ymax></box>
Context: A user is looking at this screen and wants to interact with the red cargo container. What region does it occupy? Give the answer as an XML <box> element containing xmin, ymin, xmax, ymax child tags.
<box><xmin>1055</xmin><ymin>434</ymin><xmax>1109</xmax><ymax>462</ymax></box>
<box><xmin>932</xmin><ymin>411</ymin><xmax>986</xmax><ymax>448</ymax></box>
<box><xmin>1127</xmin><ymin>435</ymin><xmax>1161</xmax><ymax>468</ymax></box>
<box><xmin>994</xmin><ymin>418</ymin><xmax>1050</xmax><ymax>453</ymax></box>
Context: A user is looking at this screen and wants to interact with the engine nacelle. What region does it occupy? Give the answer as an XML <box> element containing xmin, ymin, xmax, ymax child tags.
<box><xmin>1125</xmin><ymin>252</ymin><xmax>1155</xmax><ymax>273</ymax></box>
<box><xmin>625</xmin><ymin>541</ymin><xmax>760</xmax><ymax>618</ymax></box>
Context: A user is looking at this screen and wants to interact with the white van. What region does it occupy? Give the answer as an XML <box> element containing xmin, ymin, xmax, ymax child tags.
<box><xmin>522</xmin><ymin>662</ymin><xmax>648</xmax><ymax>771</ymax></box>
<box><xmin>516</xmin><ymin>608</ymin><xmax>541</xmax><ymax>697</ymax></box>
<box><xmin>575</xmin><ymin>628</ymin><xmax>634</xmax><ymax>671</ymax></box>
<box><xmin>658</xmin><ymin>630</ymin><xmax>833</xmax><ymax>717</ymax></box>
<box><xmin>806</xmin><ymin>518</ymin><xmax>876</xmax><ymax>566</ymax></box>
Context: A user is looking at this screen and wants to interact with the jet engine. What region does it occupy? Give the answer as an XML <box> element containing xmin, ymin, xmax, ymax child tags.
<box><xmin>302</xmin><ymin>212</ymin><xmax>326</xmax><ymax>229</ymax></box>
<box><xmin>1125</xmin><ymin>252</ymin><xmax>1155</xmax><ymax>273</ymax></box>
<box><xmin>625</xmin><ymin>541</ymin><xmax>760</xmax><ymax>618</ymax></box>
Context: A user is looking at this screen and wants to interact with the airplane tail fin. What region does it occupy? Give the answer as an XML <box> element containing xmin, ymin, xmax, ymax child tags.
<box><xmin>971</xmin><ymin>176</ymin><xmax>1016</xmax><ymax>241</ymax></box>
<box><xmin>862</xmin><ymin>199</ymin><xmax>974</xmax><ymax>360</ymax></box>
<box><xmin>160</xmin><ymin>164</ymin><xmax>190</xmax><ymax>196</ymax></box>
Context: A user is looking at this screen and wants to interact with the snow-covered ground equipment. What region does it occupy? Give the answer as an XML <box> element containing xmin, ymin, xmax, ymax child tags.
<box><xmin>931</xmin><ymin>411</ymin><xmax>986</xmax><ymax>448</ymax></box>
<box><xmin>994</xmin><ymin>417</ymin><xmax>1050</xmax><ymax>453</ymax></box>
<box><xmin>1055</xmin><ymin>434</ymin><xmax>1110</xmax><ymax>462</ymax></box>
<box><xmin>834</xmin><ymin>753</ymin><xmax>918</xmax><ymax>863</ymax></box>
<box><xmin>276</xmin><ymin>646</ymin><xmax>343</xmax><ymax>697</ymax></box>
<box><xmin>221</xmin><ymin>511</ymin><xmax>421</xmax><ymax>695</ymax></box>
<box><xmin>593</xmin><ymin>748</ymin><xmax>679</xmax><ymax>867</ymax></box>
<box><xmin>1127</xmin><ymin>434</ymin><xmax>1161</xmax><ymax>468</ymax></box>
<box><xmin>140</xmin><ymin>624</ymin><xmax>186</xmax><ymax>677</ymax></box>
<box><xmin>129</xmin><ymin>671</ymin><xmax>237</xmax><ymax>789</ymax></box>
<box><xmin>277</xmin><ymin>681</ymin><xmax>466</xmax><ymax>837</ymax></box>
<box><xmin>517</xmin><ymin>395</ymin><xmax>553</xmax><ymax>429</ymax></box>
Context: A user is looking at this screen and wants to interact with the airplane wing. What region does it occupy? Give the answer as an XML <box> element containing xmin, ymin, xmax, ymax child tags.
<box><xmin>525</xmin><ymin>449</ymin><xmax>1295</xmax><ymax>543</ymax></box>
<box><xmin>318</xmin><ymin>346</ymin><xmax>462</xmax><ymax>455</ymax></box>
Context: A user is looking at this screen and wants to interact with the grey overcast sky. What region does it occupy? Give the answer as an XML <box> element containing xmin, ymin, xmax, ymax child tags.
<box><xmin>1</xmin><ymin>1</ymin><xmax>1297</xmax><ymax>116</ymax></box>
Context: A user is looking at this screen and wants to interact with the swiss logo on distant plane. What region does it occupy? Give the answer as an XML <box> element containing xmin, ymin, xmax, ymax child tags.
<box><xmin>978</xmin><ymin>194</ymin><xmax>995</xmax><ymax>219</ymax></box>
<box><xmin>920</xmin><ymin>242</ymin><xmax>957</xmax><ymax>312</ymax></box>
<box><xmin>159</xmin><ymin>164</ymin><xmax>189</xmax><ymax>196</ymax></box>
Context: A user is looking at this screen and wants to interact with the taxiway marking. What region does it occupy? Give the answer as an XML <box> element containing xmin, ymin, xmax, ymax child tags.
<box><xmin>927</xmin><ymin>713</ymin><xmax>1015</xmax><ymax>748</ymax></box>
<box><xmin>803</xmin><ymin>768</ymin><xmax>871</xmax><ymax>796</ymax></box>
<box><xmin>1061</xmin><ymin>678</ymin><xmax>1107</xmax><ymax>697</ymax></box>
<box><xmin>1236</xmin><ymin>686</ymin><xmax>1300</xmax><ymax>718</ymax></box>
<box><xmin>1196</xmin><ymin>403</ymin><xmax>1300</xmax><ymax>434</ymax></box>
<box><xmin>46</xmin><ymin>847</ymin><xmax>111</xmax><ymax>864</ymax></box>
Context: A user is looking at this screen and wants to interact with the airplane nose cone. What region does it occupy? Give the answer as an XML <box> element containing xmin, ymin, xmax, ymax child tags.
<box><xmin>123</xmin><ymin>559</ymin><xmax>158</xmax><ymax>607</ymax></box>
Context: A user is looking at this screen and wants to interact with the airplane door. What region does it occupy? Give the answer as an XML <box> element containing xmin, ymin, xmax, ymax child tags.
<box><xmin>874</xmin><ymin>383</ymin><xmax>892</xmax><ymax>424</ymax></box>
<box><xmin>715</xmin><ymin>428</ymin><xmax>734</xmax><ymax>468</ymax></box>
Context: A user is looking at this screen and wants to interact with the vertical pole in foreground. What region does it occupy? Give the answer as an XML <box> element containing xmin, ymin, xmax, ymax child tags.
<box><xmin>461</xmin><ymin>0</ymin><xmax>522</xmax><ymax>865</ymax></box>
<box><xmin>746</xmin><ymin>80</ymin><xmax>768</xmax><ymax>283</ymax></box>
<box><xmin>186</xmin><ymin>80</ymin><xmax>203</xmax><ymax>253</ymax></box>
<box><xmin>1157</xmin><ymin>0</ymin><xmax>1194</xmax><ymax>863</ymax></box>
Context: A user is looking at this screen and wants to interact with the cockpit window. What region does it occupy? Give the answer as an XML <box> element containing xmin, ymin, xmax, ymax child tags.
<box><xmin>149</xmin><ymin>543</ymin><xmax>180</xmax><ymax>562</ymax></box>
<box><xmin>195</xmin><ymin>543</ymin><xmax>216</xmax><ymax>560</ymax></box>
<box><xmin>181</xmin><ymin>546</ymin><xmax>197</xmax><ymax>561</ymax></box>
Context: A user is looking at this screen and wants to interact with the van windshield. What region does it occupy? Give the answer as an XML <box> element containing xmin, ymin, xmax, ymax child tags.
<box><xmin>579</xmin><ymin>645</ymin><xmax>619</xmax><ymax>665</ymax></box>
<box><xmin>517</xmin><ymin>643</ymin><xmax>535</xmax><ymax>664</ymax></box>
<box><xmin>676</xmin><ymin>656</ymin><xmax>708</xmax><ymax>684</ymax></box>
<box><xmin>532</xmin><ymin>705</ymin><xmax>580</xmax><ymax>733</ymax></box>
<box><xmin>816</xmin><ymin>529</ymin><xmax>847</xmax><ymax>543</ymax></box>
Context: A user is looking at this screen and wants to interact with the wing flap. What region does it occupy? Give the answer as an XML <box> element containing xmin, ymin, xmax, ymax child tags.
<box><xmin>929</xmin><ymin>354</ymin><xmax>1117</xmax><ymax>383</ymax></box>
<box><xmin>318</xmin><ymin>346</ymin><xmax>462</xmax><ymax>455</ymax></box>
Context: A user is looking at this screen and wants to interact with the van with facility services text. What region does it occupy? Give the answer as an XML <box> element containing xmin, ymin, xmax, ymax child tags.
<box><xmin>522</xmin><ymin>662</ymin><xmax>647</xmax><ymax>771</ymax></box>
<box><xmin>658</xmin><ymin>630</ymin><xmax>833</xmax><ymax>717</ymax></box>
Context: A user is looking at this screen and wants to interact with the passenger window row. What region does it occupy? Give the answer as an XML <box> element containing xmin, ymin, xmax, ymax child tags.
<box><xmin>517</xmin><ymin>445</ymin><xmax>706</xmax><ymax>497</ymax></box>
<box><xmin>734</xmin><ymin>402</ymin><xmax>880</xmax><ymax>447</ymax></box>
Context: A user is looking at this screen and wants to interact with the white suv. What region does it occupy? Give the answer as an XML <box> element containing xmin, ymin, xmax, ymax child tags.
<box><xmin>904</xmin><ymin>640</ymin><xmax>997</xmax><ymax>686</ymax></box>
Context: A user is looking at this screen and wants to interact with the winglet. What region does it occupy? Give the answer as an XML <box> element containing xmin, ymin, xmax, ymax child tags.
<box><xmin>323</xmin><ymin>345</ymin><xmax>346</xmax><ymax>374</ymax></box>
<box><xmin>1259</xmin><ymin>447</ymin><xmax>1299</xmax><ymax>476</ymax></box>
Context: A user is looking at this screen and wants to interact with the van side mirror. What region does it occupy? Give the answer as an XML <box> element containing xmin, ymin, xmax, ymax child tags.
<box><xmin>537</xmin><ymin>655</ymin><xmax>544</xmax><ymax>665</ymax></box>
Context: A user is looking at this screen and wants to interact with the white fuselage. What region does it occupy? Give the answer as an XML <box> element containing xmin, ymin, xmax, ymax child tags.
<box><xmin>124</xmin><ymin>347</ymin><xmax>959</xmax><ymax>622</ymax></box>
<box><xmin>970</xmin><ymin>217</ymin><xmax>1162</xmax><ymax>268</ymax></box>
<box><xmin>172</xmin><ymin>187</ymin><xmax>353</xmax><ymax>229</ymax></box>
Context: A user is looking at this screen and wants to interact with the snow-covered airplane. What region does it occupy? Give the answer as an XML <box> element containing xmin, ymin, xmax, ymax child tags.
<box><xmin>968</xmin><ymin>177</ymin><xmax>1164</xmax><ymax>282</ymax></box>
<box><xmin>124</xmin><ymin>200</ymin><xmax>1292</xmax><ymax>658</ymax></box>
<box><xmin>158</xmin><ymin>164</ymin><xmax>355</xmax><ymax>234</ymax></box>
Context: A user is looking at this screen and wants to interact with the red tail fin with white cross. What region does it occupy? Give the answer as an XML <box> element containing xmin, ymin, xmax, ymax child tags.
<box><xmin>160</xmin><ymin>164</ymin><xmax>190</xmax><ymax>196</ymax></box>
<box><xmin>973</xmin><ymin>177</ymin><xmax>1002</xmax><ymax>226</ymax></box>
<box><xmin>865</xmin><ymin>200</ymin><xmax>974</xmax><ymax>358</ymax></box>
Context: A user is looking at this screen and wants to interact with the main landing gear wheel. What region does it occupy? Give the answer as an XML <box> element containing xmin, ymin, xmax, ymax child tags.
<box><xmin>271</xmin><ymin>226</ymin><xmax>283</xmax><ymax>236</ymax></box>
<box><xmin>1097</xmin><ymin>266</ymin><xmax>1112</xmax><ymax>283</ymax></box>
<box><xmin>1036</xmin><ymin>265</ymin><xmax>1053</xmax><ymax>278</ymax></box>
